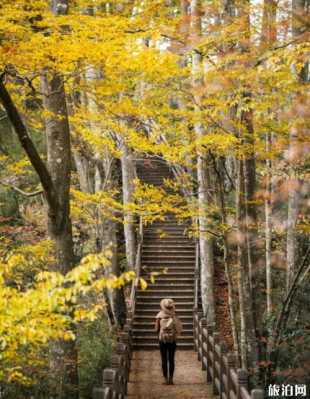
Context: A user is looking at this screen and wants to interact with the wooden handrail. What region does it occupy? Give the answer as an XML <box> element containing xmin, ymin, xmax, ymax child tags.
<box><xmin>92</xmin><ymin>217</ymin><xmax>143</xmax><ymax>398</ymax></box>
<box><xmin>193</xmin><ymin>312</ymin><xmax>264</xmax><ymax>399</ymax></box>
<box><xmin>194</xmin><ymin>239</ymin><xmax>200</xmax><ymax>310</ymax></box>
<box><xmin>193</xmin><ymin>231</ymin><xmax>263</xmax><ymax>399</ymax></box>
<box><xmin>92</xmin><ymin>328</ymin><xmax>132</xmax><ymax>398</ymax></box>
<box><xmin>129</xmin><ymin>215</ymin><xmax>144</xmax><ymax>319</ymax></box>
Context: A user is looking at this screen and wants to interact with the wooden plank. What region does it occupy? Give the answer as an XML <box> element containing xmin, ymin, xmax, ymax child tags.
<box><xmin>241</xmin><ymin>386</ymin><xmax>252</xmax><ymax>399</ymax></box>
<box><xmin>230</xmin><ymin>369</ymin><xmax>238</xmax><ymax>389</ymax></box>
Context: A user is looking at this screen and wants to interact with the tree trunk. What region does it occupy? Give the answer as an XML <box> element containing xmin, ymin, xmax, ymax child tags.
<box><xmin>197</xmin><ymin>146</ymin><xmax>215</xmax><ymax>324</ymax></box>
<box><xmin>215</xmin><ymin>157</ymin><xmax>240</xmax><ymax>358</ymax></box>
<box><xmin>41</xmin><ymin>70</ymin><xmax>78</xmax><ymax>398</ymax></box>
<box><xmin>265</xmin><ymin>138</ymin><xmax>273</xmax><ymax>317</ymax></box>
<box><xmin>261</xmin><ymin>0</ymin><xmax>277</xmax><ymax>318</ymax></box>
<box><xmin>120</xmin><ymin>142</ymin><xmax>136</xmax><ymax>270</ymax></box>
<box><xmin>191</xmin><ymin>0</ymin><xmax>215</xmax><ymax>325</ymax></box>
<box><xmin>286</xmin><ymin>0</ymin><xmax>307</xmax><ymax>291</ymax></box>
<box><xmin>72</xmin><ymin>65</ymin><xmax>127</xmax><ymax>327</ymax></box>
<box><xmin>236</xmin><ymin>157</ymin><xmax>259</xmax><ymax>372</ymax></box>
<box><xmin>73</xmin><ymin>151</ymin><xmax>94</xmax><ymax>194</ymax></box>
<box><xmin>41</xmin><ymin>72</ymin><xmax>74</xmax><ymax>272</ymax></box>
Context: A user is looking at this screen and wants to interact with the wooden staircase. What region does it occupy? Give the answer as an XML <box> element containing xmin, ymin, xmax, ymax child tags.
<box><xmin>93</xmin><ymin>160</ymin><xmax>264</xmax><ymax>399</ymax></box>
<box><xmin>133</xmin><ymin>161</ymin><xmax>195</xmax><ymax>350</ymax></box>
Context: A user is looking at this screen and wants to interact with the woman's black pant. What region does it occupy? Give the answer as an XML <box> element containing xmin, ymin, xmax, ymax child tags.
<box><xmin>159</xmin><ymin>341</ymin><xmax>176</xmax><ymax>379</ymax></box>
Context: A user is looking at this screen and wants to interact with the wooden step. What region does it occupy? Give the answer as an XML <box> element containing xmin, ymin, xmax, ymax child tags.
<box><xmin>136</xmin><ymin>301</ymin><xmax>194</xmax><ymax>309</ymax></box>
<box><xmin>141</xmin><ymin>269</ymin><xmax>194</xmax><ymax>275</ymax></box>
<box><xmin>143</xmin><ymin>238</ymin><xmax>194</xmax><ymax>244</ymax></box>
<box><xmin>142</xmin><ymin>258</ymin><xmax>194</xmax><ymax>264</ymax></box>
<box><xmin>134</xmin><ymin>161</ymin><xmax>198</xmax><ymax>351</ymax></box>
<box><xmin>132</xmin><ymin>342</ymin><xmax>194</xmax><ymax>350</ymax></box>
<box><xmin>141</xmin><ymin>285</ymin><xmax>194</xmax><ymax>292</ymax></box>
<box><xmin>137</xmin><ymin>293</ymin><xmax>195</xmax><ymax>298</ymax></box>
<box><xmin>141</xmin><ymin>266</ymin><xmax>195</xmax><ymax>272</ymax></box>
<box><xmin>145</xmin><ymin>282</ymin><xmax>194</xmax><ymax>286</ymax></box>
<box><xmin>142</xmin><ymin>248</ymin><xmax>195</xmax><ymax>254</ymax></box>
<box><xmin>142</xmin><ymin>256</ymin><xmax>195</xmax><ymax>263</ymax></box>
<box><xmin>145</xmin><ymin>228</ymin><xmax>188</xmax><ymax>232</ymax></box>
<box><xmin>144</xmin><ymin>232</ymin><xmax>190</xmax><ymax>237</ymax></box>
<box><xmin>133</xmin><ymin>337</ymin><xmax>194</xmax><ymax>346</ymax></box>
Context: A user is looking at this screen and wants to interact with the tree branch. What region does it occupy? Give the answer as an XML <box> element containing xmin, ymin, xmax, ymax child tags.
<box><xmin>269</xmin><ymin>244</ymin><xmax>310</xmax><ymax>373</ymax></box>
<box><xmin>0</xmin><ymin>180</ymin><xmax>43</xmax><ymax>197</ymax></box>
<box><xmin>0</xmin><ymin>75</ymin><xmax>58</xmax><ymax>211</ymax></box>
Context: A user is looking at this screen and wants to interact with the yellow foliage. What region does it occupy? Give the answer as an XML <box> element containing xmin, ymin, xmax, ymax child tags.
<box><xmin>0</xmin><ymin>242</ymin><xmax>135</xmax><ymax>384</ymax></box>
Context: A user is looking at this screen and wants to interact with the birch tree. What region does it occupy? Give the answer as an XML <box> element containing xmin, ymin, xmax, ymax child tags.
<box><xmin>261</xmin><ymin>0</ymin><xmax>277</xmax><ymax>318</ymax></box>
<box><xmin>190</xmin><ymin>0</ymin><xmax>215</xmax><ymax>325</ymax></box>
<box><xmin>286</xmin><ymin>0</ymin><xmax>308</xmax><ymax>291</ymax></box>
<box><xmin>120</xmin><ymin>141</ymin><xmax>136</xmax><ymax>270</ymax></box>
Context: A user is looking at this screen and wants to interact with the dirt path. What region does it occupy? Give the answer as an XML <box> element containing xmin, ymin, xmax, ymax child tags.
<box><xmin>127</xmin><ymin>350</ymin><xmax>214</xmax><ymax>399</ymax></box>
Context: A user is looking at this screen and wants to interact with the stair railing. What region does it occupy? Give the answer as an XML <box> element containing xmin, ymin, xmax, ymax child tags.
<box><xmin>92</xmin><ymin>216</ymin><xmax>143</xmax><ymax>399</ymax></box>
<box><xmin>193</xmin><ymin>226</ymin><xmax>201</xmax><ymax>352</ymax></box>
<box><xmin>193</xmin><ymin>314</ymin><xmax>264</xmax><ymax>399</ymax></box>
<box><xmin>129</xmin><ymin>215</ymin><xmax>144</xmax><ymax>322</ymax></box>
<box><xmin>92</xmin><ymin>339</ymin><xmax>132</xmax><ymax>399</ymax></box>
<box><xmin>193</xmin><ymin>235</ymin><xmax>264</xmax><ymax>399</ymax></box>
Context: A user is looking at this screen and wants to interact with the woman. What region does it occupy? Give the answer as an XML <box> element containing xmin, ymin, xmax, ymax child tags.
<box><xmin>155</xmin><ymin>298</ymin><xmax>182</xmax><ymax>385</ymax></box>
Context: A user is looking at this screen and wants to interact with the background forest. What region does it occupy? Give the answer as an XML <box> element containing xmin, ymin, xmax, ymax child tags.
<box><xmin>0</xmin><ymin>0</ymin><xmax>309</xmax><ymax>398</ymax></box>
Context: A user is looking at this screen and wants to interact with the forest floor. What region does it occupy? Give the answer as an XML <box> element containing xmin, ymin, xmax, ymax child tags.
<box><xmin>127</xmin><ymin>350</ymin><xmax>214</xmax><ymax>399</ymax></box>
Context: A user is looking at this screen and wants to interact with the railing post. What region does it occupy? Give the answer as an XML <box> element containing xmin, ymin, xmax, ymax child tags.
<box><xmin>123</xmin><ymin>324</ymin><xmax>132</xmax><ymax>356</ymax></box>
<box><xmin>193</xmin><ymin>307</ymin><xmax>198</xmax><ymax>352</ymax></box>
<box><xmin>219</xmin><ymin>342</ymin><xmax>227</xmax><ymax>399</ymax></box>
<box><xmin>116</xmin><ymin>343</ymin><xmax>129</xmax><ymax>381</ymax></box>
<box><xmin>212</xmin><ymin>332</ymin><xmax>220</xmax><ymax>395</ymax></box>
<box><xmin>92</xmin><ymin>387</ymin><xmax>105</xmax><ymax>399</ymax></box>
<box><xmin>200</xmin><ymin>318</ymin><xmax>207</xmax><ymax>370</ymax></box>
<box><xmin>103</xmin><ymin>369</ymin><xmax>116</xmax><ymax>395</ymax></box>
<box><xmin>206</xmin><ymin>323</ymin><xmax>214</xmax><ymax>383</ymax></box>
<box><xmin>111</xmin><ymin>355</ymin><xmax>126</xmax><ymax>395</ymax></box>
<box><xmin>226</xmin><ymin>352</ymin><xmax>236</xmax><ymax>399</ymax></box>
<box><xmin>126</xmin><ymin>311</ymin><xmax>133</xmax><ymax>327</ymax></box>
<box><xmin>237</xmin><ymin>369</ymin><xmax>248</xmax><ymax>399</ymax></box>
<box><xmin>119</xmin><ymin>331</ymin><xmax>131</xmax><ymax>355</ymax></box>
<box><xmin>194</xmin><ymin>267</ymin><xmax>199</xmax><ymax>309</ymax></box>
<box><xmin>197</xmin><ymin>310</ymin><xmax>203</xmax><ymax>361</ymax></box>
<box><xmin>251</xmin><ymin>389</ymin><xmax>264</xmax><ymax>399</ymax></box>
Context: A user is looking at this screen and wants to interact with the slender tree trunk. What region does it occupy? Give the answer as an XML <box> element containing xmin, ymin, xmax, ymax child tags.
<box><xmin>191</xmin><ymin>0</ymin><xmax>216</xmax><ymax>325</ymax></box>
<box><xmin>120</xmin><ymin>142</ymin><xmax>136</xmax><ymax>270</ymax></box>
<box><xmin>72</xmin><ymin>83</ymin><xmax>126</xmax><ymax>327</ymax></box>
<box><xmin>236</xmin><ymin>159</ymin><xmax>248</xmax><ymax>368</ymax></box>
<box><xmin>286</xmin><ymin>143</ymin><xmax>301</xmax><ymax>292</ymax></box>
<box><xmin>236</xmin><ymin>156</ymin><xmax>259</xmax><ymax>372</ymax></box>
<box><xmin>215</xmin><ymin>158</ymin><xmax>240</xmax><ymax>358</ymax></box>
<box><xmin>286</xmin><ymin>0</ymin><xmax>307</xmax><ymax>291</ymax></box>
<box><xmin>73</xmin><ymin>151</ymin><xmax>94</xmax><ymax>194</ymax></box>
<box><xmin>234</xmin><ymin>0</ymin><xmax>261</xmax><ymax>375</ymax></box>
<box><xmin>265</xmin><ymin>138</ymin><xmax>273</xmax><ymax>317</ymax></box>
<box><xmin>197</xmin><ymin>153</ymin><xmax>215</xmax><ymax>324</ymax></box>
<box><xmin>261</xmin><ymin>0</ymin><xmax>277</xmax><ymax>318</ymax></box>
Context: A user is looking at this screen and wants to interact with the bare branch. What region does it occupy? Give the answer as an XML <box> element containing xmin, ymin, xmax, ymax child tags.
<box><xmin>0</xmin><ymin>181</ymin><xmax>43</xmax><ymax>197</ymax></box>
<box><xmin>0</xmin><ymin>75</ymin><xmax>58</xmax><ymax>211</ymax></box>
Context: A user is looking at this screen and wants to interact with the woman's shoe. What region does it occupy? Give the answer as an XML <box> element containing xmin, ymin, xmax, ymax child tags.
<box><xmin>168</xmin><ymin>377</ymin><xmax>174</xmax><ymax>385</ymax></box>
<box><xmin>163</xmin><ymin>377</ymin><xmax>169</xmax><ymax>384</ymax></box>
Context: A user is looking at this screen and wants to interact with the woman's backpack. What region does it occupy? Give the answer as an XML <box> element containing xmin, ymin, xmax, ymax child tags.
<box><xmin>159</xmin><ymin>317</ymin><xmax>177</xmax><ymax>343</ymax></box>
